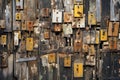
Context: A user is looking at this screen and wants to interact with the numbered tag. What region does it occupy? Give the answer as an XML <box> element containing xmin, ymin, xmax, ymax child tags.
<box><xmin>64</xmin><ymin>56</ymin><xmax>71</xmax><ymax>67</ymax></box>
<box><xmin>109</xmin><ymin>37</ymin><xmax>117</xmax><ymax>50</ymax></box>
<box><xmin>0</xmin><ymin>20</ymin><xmax>5</xmax><ymax>29</ymax></box>
<box><xmin>54</xmin><ymin>24</ymin><xmax>62</xmax><ymax>32</ymax></box>
<box><xmin>16</xmin><ymin>0</ymin><xmax>24</xmax><ymax>9</ymax></box>
<box><xmin>48</xmin><ymin>53</ymin><xmax>56</xmax><ymax>63</ymax></box>
<box><xmin>100</xmin><ymin>29</ymin><xmax>107</xmax><ymax>41</ymax></box>
<box><xmin>64</xmin><ymin>12</ymin><xmax>72</xmax><ymax>23</ymax></box>
<box><xmin>74</xmin><ymin>5</ymin><xmax>83</xmax><ymax>18</ymax></box>
<box><xmin>74</xmin><ymin>0</ymin><xmax>83</xmax><ymax>4</ymax></box>
<box><xmin>108</xmin><ymin>22</ymin><xmax>119</xmax><ymax>37</ymax></box>
<box><xmin>27</xmin><ymin>21</ymin><xmax>33</xmax><ymax>31</ymax></box>
<box><xmin>1</xmin><ymin>35</ymin><xmax>7</xmax><ymax>45</ymax></box>
<box><xmin>74</xmin><ymin>63</ymin><xmax>83</xmax><ymax>77</ymax></box>
<box><xmin>26</xmin><ymin>38</ymin><xmax>33</xmax><ymax>51</ymax></box>
<box><xmin>16</xmin><ymin>12</ymin><xmax>21</xmax><ymax>21</ymax></box>
<box><xmin>88</xmin><ymin>12</ymin><xmax>96</xmax><ymax>25</ymax></box>
<box><xmin>41</xmin><ymin>8</ymin><xmax>49</xmax><ymax>17</ymax></box>
<box><xmin>14</xmin><ymin>32</ymin><xmax>19</xmax><ymax>46</ymax></box>
<box><xmin>52</xmin><ymin>9</ymin><xmax>62</xmax><ymax>23</ymax></box>
<box><xmin>21</xmin><ymin>20</ymin><xmax>26</xmax><ymax>30</ymax></box>
<box><xmin>63</xmin><ymin>24</ymin><xmax>73</xmax><ymax>37</ymax></box>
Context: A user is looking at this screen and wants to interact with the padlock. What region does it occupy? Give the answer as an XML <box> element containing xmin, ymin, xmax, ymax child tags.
<box><xmin>54</xmin><ymin>24</ymin><xmax>62</xmax><ymax>32</ymax></box>
<box><xmin>108</xmin><ymin>22</ymin><xmax>119</xmax><ymax>37</ymax></box>
<box><xmin>1</xmin><ymin>35</ymin><xmax>7</xmax><ymax>45</ymax></box>
<box><xmin>41</xmin><ymin>8</ymin><xmax>49</xmax><ymax>17</ymax></box>
<box><xmin>74</xmin><ymin>63</ymin><xmax>83</xmax><ymax>77</ymax></box>
<box><xmin>44</xmin><ymin>30</ymin><xmax>50</xmax><ymax>39</ymax></box>
<box><xmin>16</xmin><ymin>0</ymin><xmax>24</xmax><ymax>9</ymax></box>
<box><xmin>0</xmin><ymin>20</ymin><xmax>5</xmax><ymax>29</ymax></box>
<box><xmin>26</xmin><ymin>37</ymin><xmax>33</xmax><ymax>51</ymax></box>
<box><xmin>27</xmin><ymin>21</ymin><xmax>33</xmax><ymax>31</ymax></box>
<box><xmin>52</xmin><ymin>9</ymin><xmax>62</xmax><ymax>23</ymax></box>
<box><xmin>74</xmin><ymin>39</ymin><xmax>82</xmax><ymax>52</ymax></box>
<box><xmin>100</xmin><ymin>29</ymin><xmax>107</xmax><ymax>41</ymax></box>
<box><xmin>109</xmin><ymin>37</ymin><xmax>117</xmax><ymax>50</ymax></box>
<box><xmin>88</xmin><ymin>12</ymin><xmax>96</xmax><ymax>25</ymax></box>
<box><xmin>16</xmin><ymin>12</ymin><xmax>21</xmax><ymax>21</ymax></box>
<box><xmin>64</xmin><ymin>56</ymin><xmax>71</xmax><ymax>67</ymax></box>
<box><xmin>74</xmin><ymin>0</ymin><xmax>83</xmax><ymax>4</ymax></box>
<box><xmin>74</xmin><ymin>5</ymin><xmax>83</xmax><ymax>18</ymax></box>
<box><xmin>64</xmin><ymin>12</ymin><xmax>72</xmax><ymax>23</ymax></box>
<box><xmin>48</xmin><ymin>53</ymin><xmax>56</xmax><ymax>63</ymax></box>
<box><xmin>21</xmin><ymin>20</ymin><xmax>26</xmax><ymax>30</ymax></box>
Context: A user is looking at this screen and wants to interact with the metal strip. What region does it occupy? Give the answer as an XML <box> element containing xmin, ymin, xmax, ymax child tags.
<box><xmin>96</xmin><ymin>0</ymin><xmax>101</xmax><ymax>22</ymax></box>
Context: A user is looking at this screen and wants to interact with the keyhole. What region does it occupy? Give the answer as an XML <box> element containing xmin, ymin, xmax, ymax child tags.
<box><xmin>56</xmin><ymin>17</ymin><xmax>58</xmax><ymax>22</ymax></box>
<box><xmin>103</xmin><ymin>31</ymin><xmax>105</xmax><ymax>35</ymax></box>
<box><xmin>76</xmin><ymin>65</ymin><xmax>79</xmax><ymax>72</ymax></box>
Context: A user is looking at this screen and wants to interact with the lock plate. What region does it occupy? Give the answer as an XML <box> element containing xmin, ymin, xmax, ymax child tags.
<box><xmin>64</xmin><ymin>56</ymin><xmax>71</xmax><ymax>67</ymax></box>
<box><xmin>74</xmin><ymin>40</ymin><xmax>82</xmax><ymax>52</ymax></box>
<box><xmin>16</xmin><ymin>12</ymin><xmax>21</xmax><ymax>21</ymax></box>
<box><xmin>21</xmin><ymin>20</ymin><xmax>26</xmax><ymax>30</ymax></box>
<box><xmin>0</xmin><ymin>20</ymin><xmax>5</xmax><ymax>28</ymax></box>
<box><xmin>26</xmin><ymin>38</ymin><xmax>33</xmax><ymax>51</ymax></box>
<box><xmin>48</xmin><ymin>53</ymin><xmax>56</xmax><ymax>63</ymax></box>
<box><xmin>74</xmin><ymin>63</ymin><xmax>83</xmax><ymax>77</ymax></box>
<box><xmin>14</xmin><ymin>32</ymin><xmax>19</xmax><ymax>46</ymax></box>
<box><xmin>64</xmin><ymin>12</ymin><xmax>72</xmax><ymax>23</ymax></box>
<box><xmin>16</xmin><ymin>0</ymin><xmax>24</xmax><ymax>9</ymax></box>
<box><xmin>44</xmin><ymin>30</ymin><xmax>50</xmax><ymax>39</ymax></box>
<box><xmin>52</xmin><ymin>9</ymin><xmax>62</xmax><ymax>23</ymax></box>
<box><xmin>109</xmin><ymin>37</ymin><xmax>117</xmax><ymax>50</ymax></box>
<box><xmin>1</xmin><ymin>35</ymin><xmax>7</xmax><ymax>45</ymax></box>
<box><xmin>100</xmin><ymin>29</ymin><xmax>107</xmax><ymax>41</ymax></box>
<box><xmin>27</xmin><ymin>21</ymin><xmax>33</xmax><ymax>31</ymax></box>
<box><xmin>88</xmin><ymin>12</ymin><xmax>96</xmax><ymax>25</ymax></box>
<box><xmin>41</xmin><ymin>8</ymin><xmax>49</xmax><ymax>17</ymax></box>
<box><xmin>74</xmin><ymin>5</ymin><xmax>83</xmax><ymax>18</ymax></box>
<box><xmin>89</xmin><ymin>45</ymin><xmax>95</xmax><ymax>56</ymax></box>
<box><xmin>63</xmin><ymin>24</ymin><xmax>73</xmax><ymax>36</ymax></box>
<box><xmin>54</xmin><ymin>24</ymin><xmax>62</xmax><ymax>32</ymax></box>
<box><xmin>108</xmin><ymin>22</ymin><xmax>119</xmax><ymax>37</ymax></box>
<box><xmin>95</xmin><ymin>31</ymin><xmax>100</xmax><ymax>44</ymax></box>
